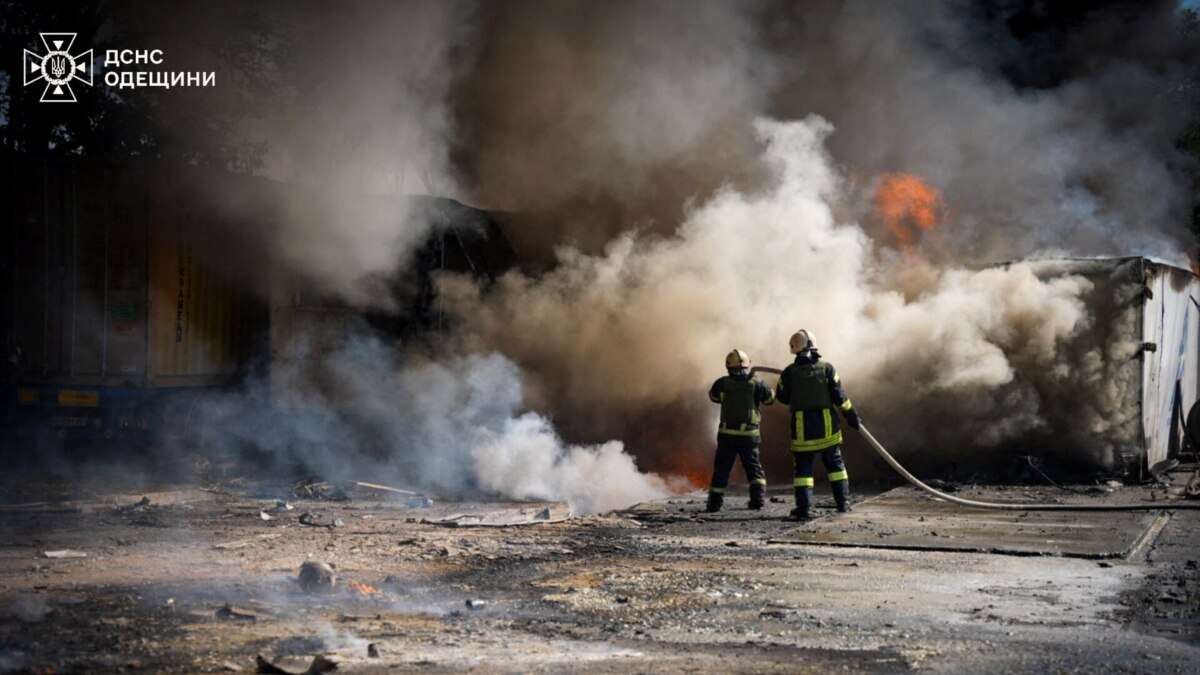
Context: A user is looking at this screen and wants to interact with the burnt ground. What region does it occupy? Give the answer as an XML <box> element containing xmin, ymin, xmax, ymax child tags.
<box><xmin>0</xmin><ymin>469</ymin><xmax>1198</xmax><ymax>674</ymax></box>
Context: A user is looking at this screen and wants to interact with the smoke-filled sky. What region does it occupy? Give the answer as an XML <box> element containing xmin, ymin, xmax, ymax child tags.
<box><xmin>18</xmin><ymin>0</ymin><xmax>1200</xmax><ymax>503</ymax></box>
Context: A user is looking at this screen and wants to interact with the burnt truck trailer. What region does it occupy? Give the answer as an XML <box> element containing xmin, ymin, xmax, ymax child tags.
<box><xmin>1000</xmin><ymin>257</ymin><xmax>1200</xmax><ymax>480</ymax></box>
<box><xmin>0</xmin><ymin>158</ymin><xmax>268</xmax><ymax>445</ymax></box>
<box><xmin>2</xmin><ymin>157</ymin><xmax>516</xmax><ymax>452</ymax></box>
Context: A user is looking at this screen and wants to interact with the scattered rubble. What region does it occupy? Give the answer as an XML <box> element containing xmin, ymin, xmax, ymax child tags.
<box><xmin>423</xmin><ymin>505</ymin><xmax>572</xmax><ymax>528</ymax></box>
<box><xmin>292</xmin><ymin>479</ymin><xmax>349</xmax><ymax>502</ymax></box>
<box><xmin>213</xmin><ymin>533</ymin><xmax>282</xmax><ymax>551</ymax></box>
<box><xmin>298</xmin><ymin>561</ymin><xmax>337</xmax><ymax>593</ymax></box>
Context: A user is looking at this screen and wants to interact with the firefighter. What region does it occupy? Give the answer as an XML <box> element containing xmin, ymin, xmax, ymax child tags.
<box><xmin>774</xmin><ymin>329</ymin><xmax>861</xmax><ymax>521</ymax></box>
<box><xmin>706</xmin><ymin>349</ymin><xmax>775</xmax><ymax>512</ymax></box>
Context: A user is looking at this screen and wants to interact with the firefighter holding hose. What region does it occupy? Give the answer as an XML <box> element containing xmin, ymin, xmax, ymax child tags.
<box><xmin>706</xmin><ymin>349</ymin><xmax>775</xmax><ymax>512</ymax></box>
<box><xmin>775</xmin><ymin>329</ymin><xmax>861</xmax><ymax>521</ymax></box>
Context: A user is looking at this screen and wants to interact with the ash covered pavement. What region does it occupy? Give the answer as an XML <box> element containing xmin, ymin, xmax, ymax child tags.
<box><xmin>2</xmin><ymin>474</ymin><xmax>1198</xmax><ymax>674</ymax></box>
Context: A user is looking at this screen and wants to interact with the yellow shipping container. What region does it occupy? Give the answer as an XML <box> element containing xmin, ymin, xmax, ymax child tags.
<box><xmin>1</xmin><ymin>158</ymin><xmax>268</xmax><ymax>390</ymax></box>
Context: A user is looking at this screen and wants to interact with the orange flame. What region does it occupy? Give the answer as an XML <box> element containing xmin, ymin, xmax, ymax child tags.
<box><xmin>874</xmin><ymin>173</ymin><xmax>945</xmax><ymax>250</ymax></box>
<box><xmin>656</xmin><ymin>453</ymin><xmax>710</xmax><ymax>489</ymax></box>
<box><xmin>348</xmin><ymin>581</ymin><xmax>379</xmax><ymax>596</ymax></box>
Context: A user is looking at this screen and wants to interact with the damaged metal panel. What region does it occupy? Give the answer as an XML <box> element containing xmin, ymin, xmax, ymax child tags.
<box><xmin>146</xmin><ymin>169</ymin><xmax>256</xmax><ymax>388</ymax></box>
<box><xmin>2</xmin><ymin>159</ymin><xmax>261</xmax><ymax>387</ymax></box>
<box><xmin>0</xmin><ymin>158</ymin><xmax>268</xmax><ymax>438</ymax></box>
<box><xmin>1011</xmin><ymin>257</ymin><xmax>1200</xmax><ymax>478</ymax></box>
<box><xmin>1140</xmin><ymin>261</ymin><xmax>1200</xmax><ymax>472</ymax></box>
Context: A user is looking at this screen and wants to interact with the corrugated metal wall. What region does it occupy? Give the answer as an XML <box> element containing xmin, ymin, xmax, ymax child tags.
<box><xmin>146</xmin><ymin>169</ymin><xmax>250</xmax><ymax>387</ymax></box>
<box><xmin>1</xmin><ymin>158</ymin><xmax>262</xmax><ymax>389</ymax></box>
<box><xmin>1141</xmin><ymin>262</ymin><xmax>1200</xmax><ymax>471</ymax></box>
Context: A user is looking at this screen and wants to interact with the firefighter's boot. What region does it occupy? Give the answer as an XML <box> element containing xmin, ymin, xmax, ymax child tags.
<box><xmin>706</xmin><ymin>491</ymin><xmax>724</xmax><ymax>513</ymax></box>
<box><xmin>789</xmin><ymin>487</ymin><xmax>811</xmax><ymax>521</ymax></box>
<box><xmin>832</xmin><ymin>479</ymin><xmax>851</xmax><ymax>513</ymax></box>
<box><xmin>748</xmin><ymin>483</ymin><xmax>765</xmax><ymax>510</ymax></box>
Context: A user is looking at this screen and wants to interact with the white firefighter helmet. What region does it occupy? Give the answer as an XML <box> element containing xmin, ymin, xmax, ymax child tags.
<box><xmin>725</xmin><ymin>349</ymin><xmax>751</xmax><ymax>370</ymax></box>
<box><xmin>789</xmin><ymin>329</ymin><xmax>815</xmax><ymax>354</ymax></box>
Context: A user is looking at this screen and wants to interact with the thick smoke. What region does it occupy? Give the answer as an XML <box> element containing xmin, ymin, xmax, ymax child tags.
<box><xmin>441</xmin><ymin>118</ymin><xmax>1104</xmax><ymax>472</ymax></box>
<box><xmin>205</xmin><ymin>0</ymin><xmax>477</xmax><ymax>308</ymax></box>
<box><xmin>161</xmin><ymin>1</ymin><xmax>1200</xmax><ymax>492</ymax></box>
<box><xmin>200</xmin><ymin>335</ymin><xmax>670</xmax><ymax>513</ymax></box>
<box><xmin>429</xmin><ymin>1</ymin><xmax>1200</xmax><ymax>477</ymax></box>
<box><xmin>452</xmin><ymin>0</ymin><xmax>777</xmax><ymax>259</ymax></box>
<box><xmin>150</xmin><ymin>1</ymin><xmax>681</xmax><ymax>510</ymax></box>
<box><xmin>451</xmin><ymin>1</ymin><xmax>1199</xmax><ymax>263</ymax></box>
<box><xmin>767</xmin><ymin>1</ymin><xmax>1199</xmax><ymax>262</ymax></box>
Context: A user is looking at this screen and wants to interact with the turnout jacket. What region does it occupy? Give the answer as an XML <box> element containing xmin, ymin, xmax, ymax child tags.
<box><xmin>774</xmin><ymin>351</ymin><xmax>855</xmax><ymax>452</ymax></box>
<box><xmin>708</xmin><ymin>372</ymin><xmax>775</xmax><ymax>439</ymax></box>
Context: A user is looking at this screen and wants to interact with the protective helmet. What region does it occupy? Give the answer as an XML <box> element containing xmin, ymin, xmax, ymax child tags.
<box><xmin>789</xmin><ymin>329</ymin><xmax>815</xmax><ymax>354</ymax></box>
<box><xmin>725</xmin><ymin>349</ymin><xmax>751</xmax><ymax>370</ymax></box>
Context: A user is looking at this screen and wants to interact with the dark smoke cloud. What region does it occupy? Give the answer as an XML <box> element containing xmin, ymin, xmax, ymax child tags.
<box><xmin>450</xmin><ymin>0</ymin><xmax>776</xmax><ymax>260</ymax></box>
<box><xmin>37</xmin><ymin>1</ymin><xmax>1197</xmax><ymax>494</ymax></box>
<box><xmin>766</xmin><ymin>0</ymin><xmax>1200</xmax><ymax>262</ymax></box>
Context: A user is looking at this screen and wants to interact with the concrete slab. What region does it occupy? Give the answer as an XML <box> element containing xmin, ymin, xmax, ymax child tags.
<box><xmin>768</xmin><ymin>486</ymin><xmax>1167</xmax><ymax>559</ymax></box>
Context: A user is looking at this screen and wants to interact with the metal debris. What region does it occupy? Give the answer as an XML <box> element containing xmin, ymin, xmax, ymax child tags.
<box><xmin>292</xmin><ymin>479</ymin><xmax>349</xmax><ymax>501</ymax></box>
<box><xmin>255</xmin><ymin>654</ymin><xmax>337</xmax><ymax>675</ymax></box>
<box><xmin>353</xmin><ymin>481</ymin><xmax>420</xmax><ymax>497</ymax></box>
<box><xmin>422</xmin><ymin>505</ymin><xmax>572</xmax><ymax>528</ymax></box>
<box><xmin>42</xmin><ymin>550</ymin><xmax>87</xmax><ymax>559</ymax></box>
<box><xmin>215</xmin><ymin>604</ymin><xmax>258</xmax><ymax>622</ymax></box>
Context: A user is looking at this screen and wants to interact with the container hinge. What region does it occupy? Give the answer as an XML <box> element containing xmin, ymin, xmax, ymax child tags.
<box><xmin>1141</xmin><ymin>342</ymin><xmax>1158</xmax><ymax>353</ymax></box>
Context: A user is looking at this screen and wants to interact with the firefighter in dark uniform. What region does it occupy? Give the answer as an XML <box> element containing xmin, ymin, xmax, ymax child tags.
<box><xmin>706</xmin><ymin>349</ymin><xmax>775</xmax><ymax>512</ymax></box>
<box><xmin>774</xmin><ymin>329</ymin><xmax>861</xmax><ymax>520</ymax></box>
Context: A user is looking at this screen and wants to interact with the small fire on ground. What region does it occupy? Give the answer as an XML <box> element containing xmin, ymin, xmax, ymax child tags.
<box><xmin>348</xmin><ymin>581</ymin><xmax>379</xmax><ymax>596</ymax></box>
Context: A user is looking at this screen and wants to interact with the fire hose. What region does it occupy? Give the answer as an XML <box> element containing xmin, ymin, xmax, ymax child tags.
<box><xmin>750</xmin><ymin>366</ymin><xmax>1200</xmax><ymax>511</ymax></box>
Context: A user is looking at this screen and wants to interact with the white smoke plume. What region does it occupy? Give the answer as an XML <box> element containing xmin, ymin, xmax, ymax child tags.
<box><xmin>442</xmin><ymin>116</ymin><xmax>1110</xmax><ymax>472</ymax></box>
<box><xmin>182</xmin><ymin>0</ymin><xmax>479</xmax><ymax>309</ymax></box>
<box><xmin>203</xmin><ymin>334</ymin><xmax>669</xmax><ymax>513</ymax></box>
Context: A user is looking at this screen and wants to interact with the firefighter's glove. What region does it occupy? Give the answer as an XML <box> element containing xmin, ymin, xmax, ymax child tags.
<box><xmin>845</xmin><ymin>409</ymin><xmax>862</xmax><ymax>431</ymax></box>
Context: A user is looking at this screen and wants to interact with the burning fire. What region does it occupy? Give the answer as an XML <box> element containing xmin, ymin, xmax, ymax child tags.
<box><xmin>348</xmin><ymin>581</ymin><xmax>379</xmax><ymax>596</ymax></box>
<box><xmin>874</xmin><ymin>173</ymin><xmax>945</xmax><ymax>250</ymax></box>
<box><xmin>655</xmin><ymin>453</ymin><xmax>710</xmax><ymax>489</ymax></box>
